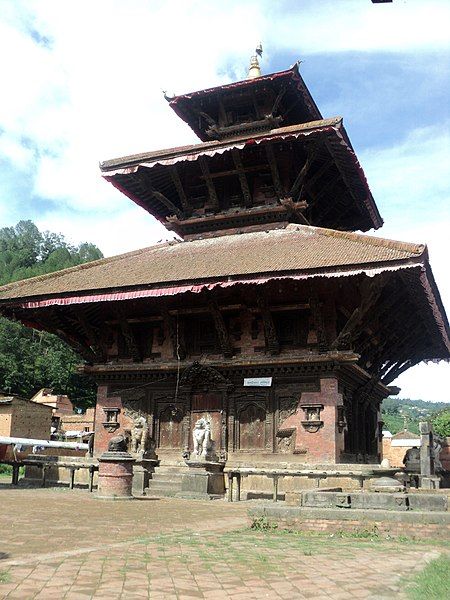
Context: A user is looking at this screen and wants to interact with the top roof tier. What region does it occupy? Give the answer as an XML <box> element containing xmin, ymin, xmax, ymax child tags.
<box><xmin>100</xmin><ymin>63</ymin><xmax>383</xmax><ymax>238</ymax></box>
<box><xmin>167</xmin><ymin>64</ymin><xmax>322</xmax><ymax>142</ymax></box>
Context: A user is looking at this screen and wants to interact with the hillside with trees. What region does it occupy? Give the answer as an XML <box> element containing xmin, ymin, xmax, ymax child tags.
<box><xmin>0</xmin><ymin>221</ymin><xmax>103</xmax><ymax>409</ymax></box>
<box><xmin>381</xmin><ymin>397</ymin><xmax>450</xmax><ymax>436</ymax></box>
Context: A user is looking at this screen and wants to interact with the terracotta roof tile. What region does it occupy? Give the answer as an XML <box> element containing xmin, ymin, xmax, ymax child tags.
<box><xmin>0</xmin><ymin>225</ymin><xmax>425</xmax><ymax>302</ymax></box>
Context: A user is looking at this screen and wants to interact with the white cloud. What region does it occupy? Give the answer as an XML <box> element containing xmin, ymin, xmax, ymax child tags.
<box><xmin>271</xmin><ymin>0</ymin><xmax>450</xmax><ymax>54</ymax></box>
<box><xmin>362</xmin><ymin>126</ymin><xmax>450</xmax><ymax>310</ymax></box>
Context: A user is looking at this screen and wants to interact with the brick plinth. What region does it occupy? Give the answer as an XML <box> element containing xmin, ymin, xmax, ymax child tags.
<box><xmin>97</xmin><ymin>451</ymin><xmax>135</xmax><ymax>500</ymax></box>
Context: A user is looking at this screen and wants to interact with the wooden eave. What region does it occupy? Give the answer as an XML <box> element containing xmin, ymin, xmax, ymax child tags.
<box><xmin>166</xmin><ymin>65</ymin><xmax>322</xmax><ymax>142</ymax></box>
<box><xmin>101</xmin><ymin>118</ymin><xmax>382</xmax><ymax>233</ymax></box>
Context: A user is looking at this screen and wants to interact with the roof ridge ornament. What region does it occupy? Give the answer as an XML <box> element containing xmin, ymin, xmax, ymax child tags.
<box><xmin>247</xmin><ymin>43</ymin><xmax>263</xmax><ymax>79</ymax></box>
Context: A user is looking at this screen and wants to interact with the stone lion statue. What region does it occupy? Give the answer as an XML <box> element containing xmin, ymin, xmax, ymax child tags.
<box><xmin>108</xmin><ymin>434</ymin><xmax>128</xmax><ymax>453</ymax></box>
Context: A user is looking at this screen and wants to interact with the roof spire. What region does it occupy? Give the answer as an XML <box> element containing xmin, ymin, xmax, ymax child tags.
<box><xmin>247</xmin><ymin>43</ymin><xmax>263</xmax><ymax>79</ymax></box>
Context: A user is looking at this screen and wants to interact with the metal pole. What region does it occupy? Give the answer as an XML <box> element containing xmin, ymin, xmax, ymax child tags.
<box><xmin>0</xmin><ymin>436</ymin><xmax>88</xmax><ymax>451</ymax></box>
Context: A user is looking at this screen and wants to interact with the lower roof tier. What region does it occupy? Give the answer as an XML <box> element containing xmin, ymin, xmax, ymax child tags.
<box><xmin>0</xmin><ymin>224</ymin><xmax>448</xmax><ymax>384</ymax></box>
<box><xmin>100</xmin><ymin>118</ymin><xmax>382</xmax><ymax>236</ymax></box>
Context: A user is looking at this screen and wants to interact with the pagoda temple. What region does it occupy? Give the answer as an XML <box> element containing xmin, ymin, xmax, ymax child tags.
<box><xmin>0</xmin><ymin>52</ymin><xmax>448</xmax><ymax>494</ymax></box>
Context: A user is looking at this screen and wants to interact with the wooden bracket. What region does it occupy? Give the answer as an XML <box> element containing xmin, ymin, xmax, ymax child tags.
<box><xmin>208</xmin><ymin>301</ymin><xmax>233</xmax><ymax>358</ymax></box>
<box><xmin>231</xmin><ymin>149</ymin><xmax>252</xmax><ymax>207</ymax></box>
<box><xmin>162</xmin><ymin>309</ymin><xmax>186</xmax><ymax>360</ymax></box>
<box><xmin>135</xmin><ymin>168</ymin><xmax>183</xmax><ymax>219</ymax></box>
<box><xmin>332</xmin><ymin>276</ymin><xmax>385</xmax><ymax>351</ymax></box>
<box><xmin>257</xmin><ymin>295</ymin><xmax>280</xmax><ymax>355</ymax></box>
<box><xmin>198</xmin><ymin>157</ymin><xmax>220</xmax><ymax>211</ymax></box>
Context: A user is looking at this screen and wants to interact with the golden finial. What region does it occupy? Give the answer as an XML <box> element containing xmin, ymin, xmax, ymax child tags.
<box><xmin>247</xmin><ymin>43</ymin><xmax>263</xmax><ymax>79</ymax></box>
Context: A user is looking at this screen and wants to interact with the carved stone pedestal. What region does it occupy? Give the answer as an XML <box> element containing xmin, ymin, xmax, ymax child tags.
<box><xmin>97</xmin><ymin>451</ymin><xmax>135</xmax><ymax>500</ymax></box>
<box><xmin>419</xmin><ymin>476</ymin><xmax>441</xmax><ymax>490</ymax></box>
<box><xmin>132</xmin><ymin>458</ymin><xmax>159</xmax><ymax>496</ymax></box>
<box><xmin>177</xmin><ymin>461</ymin><xmax>225</xmax><ymax>499</ymax></box>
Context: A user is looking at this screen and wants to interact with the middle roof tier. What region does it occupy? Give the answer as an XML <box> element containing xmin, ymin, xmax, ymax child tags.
<box><xmin>101</xmin><ymin>117</ymin><xmax>382</xmax><ymax>238</ymax></box>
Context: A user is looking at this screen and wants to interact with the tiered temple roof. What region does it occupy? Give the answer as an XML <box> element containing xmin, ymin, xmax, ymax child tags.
<box><xmin>0</xmin><ymin>61</ymin><xmax>448</xmax><ymax>389</ymax></box>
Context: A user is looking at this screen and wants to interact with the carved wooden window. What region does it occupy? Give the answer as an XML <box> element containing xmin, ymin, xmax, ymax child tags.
<box><xmin>184</xmin><ymin>315</ymin><xmax>220</xmax><ymax>356</ymax></box>
<box><xmin>272</xmin><ymin>310</ymin><xmax>310</xmax><ymax>349</ymax></box>
<box><xmin>238</xmin><ymin>404</ymin><xmax>266</xmax><ymax>450</ymax></box>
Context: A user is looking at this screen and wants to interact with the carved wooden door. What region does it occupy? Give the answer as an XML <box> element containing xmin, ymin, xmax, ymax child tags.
<box><xmin>239</xmin><ymin>404</ymin><xmax>266</xmax><ymax>449</ymax></box>
<box><xmin>158</xmin><ymin>406</ymin><xmax>183</xmax><ymax>449</ymax></box>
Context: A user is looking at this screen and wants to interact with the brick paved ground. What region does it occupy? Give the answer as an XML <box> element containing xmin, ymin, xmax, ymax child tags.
<box><xmin>0</xmin><ymin>485</ymin><xmax>447</xmax><ymax>599</ymax></box>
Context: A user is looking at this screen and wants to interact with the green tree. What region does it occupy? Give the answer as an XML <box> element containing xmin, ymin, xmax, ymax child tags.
<box><xmin>0</xmin><ymin>221</ymin><xmax>103</xmax><ymax>409</ymax></box>
<box><xmin>431</xmin><ymin>410</ymin><xmax>450</xmax><ymax>438</ymax></box>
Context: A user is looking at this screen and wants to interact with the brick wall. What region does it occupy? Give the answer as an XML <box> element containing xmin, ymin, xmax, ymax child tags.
<box><xmin>93</xmin><ymin>385</ymin><xmax>122</xmax><ymax>455</ymax></box>
<box><xmin>257</xmin><ymin>515</ymin><xmax>450</xmax><ymax>540</ymax></box>
<box><xmin>60</xmin><ymin>408</ymin><xmax>95</xmax><ymax>432</ymax></box>
<box><xmin>278</xmin><ymin>377</ymin><xmax>344</xmax><ymax>463</ymax></box>
<box><xmin>10</xmin><ymin>398</ymin><xmax>52</xmax><ymax>440</ymax></box>
<box><xmin>0</xmin><ymin>406</ymin><xmax>12</xmax><ymax>437</ymax></box>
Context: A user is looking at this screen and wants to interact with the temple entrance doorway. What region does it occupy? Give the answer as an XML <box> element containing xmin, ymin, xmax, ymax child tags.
<box><xmin>190</xmin><ymin>392</ymin><xmax>223</xmax><ymax>458</ymax></box>
<box><xmin>158</xmin><ymin>406</ymin><xmax>183</xmax><ymax>449</ymax></box>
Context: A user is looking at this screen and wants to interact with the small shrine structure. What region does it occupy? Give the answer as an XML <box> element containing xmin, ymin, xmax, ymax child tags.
<box><xmin>0</xmin><ymin>50</ymin><xmax>448</xmax><ymax>492</ymax></box>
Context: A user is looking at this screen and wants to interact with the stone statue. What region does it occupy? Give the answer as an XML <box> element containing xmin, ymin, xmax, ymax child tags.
<box><xmin>130</xmin><ymin>416</ymin><xmax>149</xmax><ymax>455</ymax></box>
<box><xmin>432</xmin><ymin>438</ymin><xmax>443</xmax><ymax>473</ymax></box>
<box><xmin>192</xmin><ymin>417</ymin><xmax>211</xmax><ymax>458</ymax></box>
<box><xmin>403</xmin><ymin>446</ymin><xmax>420</xmax><ymax>472</ymax></box>
<box><xmin>108</xmin><ymin>434</ymin><xmax>128</xmax><ymax>453</ymax></box>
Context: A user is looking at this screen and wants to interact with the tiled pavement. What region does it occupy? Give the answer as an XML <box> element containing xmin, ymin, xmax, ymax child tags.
<box><xmin>0</xmin><ymin>486</ymin><xmax>447</xmax><ymax>599</ymax></box>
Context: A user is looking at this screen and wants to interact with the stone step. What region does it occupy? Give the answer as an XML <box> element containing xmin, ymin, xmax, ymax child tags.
<box><xmin>147</xmin><ymin>481</ymin><xmax>181</xmax><ymax>490</ymax></box>
<box><xmin>145</xmin><ymin>481</ymin><xmax>182</xmax><ymax>497</ymax></box>
<box><xmin>150</xmin><ymin>477</ymin><xmax>182</xmax><ymax>486</ymax></box>
<box><xmin>153</xmin><ymin>466</ymin><xmax>187</xmax><ymax>474</ymax></box>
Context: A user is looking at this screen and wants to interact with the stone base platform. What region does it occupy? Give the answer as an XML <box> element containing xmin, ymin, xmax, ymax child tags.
<box><xmin>248</xmin><ymin>504</ymin><xmax>450</xmax><ymax>540</ymax></box>
<box><xmin>176</xmin><ymin>460</ymin><xmax>226</xmax><ymax>500</ymax></box>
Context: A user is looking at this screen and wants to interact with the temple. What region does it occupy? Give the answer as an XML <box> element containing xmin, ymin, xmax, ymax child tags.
<box><xmin>0</xmin><ymin>51</ymin><xmax>449</xmax><ymax>496</ymax></box>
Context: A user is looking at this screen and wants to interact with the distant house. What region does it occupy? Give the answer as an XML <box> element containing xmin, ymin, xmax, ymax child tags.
<box><xmin>0</xmin><ymin>392</ymin><xmax>53</xmax><ymax>460</ymax></box>
<box><xmin>59</xmin><ymin>408</ymin><xmax>96</xmax><ymax>439</ymax></box>
<box><xmin>382</xmin><ymin>429</ymin><xmax>421</xmax><ymax>467</ymax></box>
<box><xmin>30</xmin><ymin>388</ymin><xmax>74</xmax><ymax>433</ymax></box>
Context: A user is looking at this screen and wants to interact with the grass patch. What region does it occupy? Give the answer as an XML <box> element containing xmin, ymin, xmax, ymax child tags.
<box><xmin>406</xmin><ymin>554</ymin><xmax>450</xmax><ymax>599</ymax></box>
<box><xmin>0</xmin><ymin>571</ymin><xmax>10</xmax><ymax>584</ymax></box>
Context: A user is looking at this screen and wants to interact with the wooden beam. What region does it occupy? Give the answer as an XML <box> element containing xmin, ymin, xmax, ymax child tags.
<box><xmin>265</xmin><ymin>144</ymin><xmax>284</xmax><ymax>199</ymax></box>
<box><xmin>324</xmin><ymin>139</ymin><xmax>366</xmax><ymax>217</ymax></box>
<box><xmin>113</xmin><ymin>307</ymin><xmax>141</xmax><ymax>361</ymax></box>
<box><xmin>135</xmin><ymin>168</ymin><xmax>183</xmax><ymax>219</ymax></box>
<box><xmin>269</xmin><ymin>83</ymin><xmax>288</xmax><ymax>117</ymax></box>
<box><xmin>199</xmin><ymin>163</ymin><xmax>269</xmax><ymax>181</ymax></box>
<box><xmin>382</xmin><ymin>358</ymin><xmax>422</xmax><ymax>385</ymax></box>
<box><xmin>217</xmin><ymin>95</ymin><xmax>227</xmax><ymax>127</ymax></box>
<box><xmin>290</xmin><ymin>145</ymin><xmax>319</xmax><ymax>200</ymax></box>
<box><xmin>162</xmin><ymin>309</ymin><xmax>186</xmax><ymax>360</ymax></box>
<box><xmin>208</xmin><ymin>301</ymin><xmax>233</xmax><ymax>358</ymax></box>
<box><xmin>198</xmin><ymin>157</ymin><xmax>219</xmax><ymax>211</ymax></box>
<box><xmin>257</xmin><ymin>295</ymin><xmax>280</xmax><ymax>355</ymax></box>
<box><xmin>170</xmin><ymin>166</ymin><xmax>191</xmax><ymax>215</ymax></box>
<box><xmin>331</xmin><ymin>277</ymin><xmax>385</xmax><ymax>350</ymax></box>
<box><xmin>304</xmin><ymin>158</ymin><xmax>334</xmax><ymax>192</ymax></box>
<box><xmin>69</xmin><ymin>307</ymin><xmax>106</xmax><ymax>361</ymax></box>
<box><xmin>231</xmin><ymin>149</ymin><xmax>252</xmax><ymax>207</ymax></box>
<box><xmin>52</xmin><ymin>308</ymin><xmax>97</xmax><ymax>363</ymax></box>
<box><xmin>310</xmin><ymin>294</ymin><xmax>327</xmax><ymax>352</ymax></box>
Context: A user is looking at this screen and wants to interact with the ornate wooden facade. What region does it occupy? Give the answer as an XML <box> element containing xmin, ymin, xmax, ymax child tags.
<box><xmin>0</xmin><ymin>60</ymin><xmax>448</xmax><ymax>469</ymax></box>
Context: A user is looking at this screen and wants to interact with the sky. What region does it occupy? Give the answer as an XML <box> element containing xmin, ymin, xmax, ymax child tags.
<box><xmin>0</xmin><ymin>0</ymin><xmax>449</xmax><ymax>401</ymax></box>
